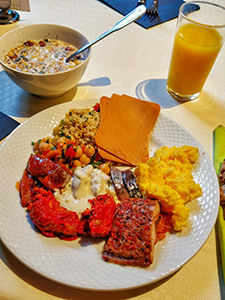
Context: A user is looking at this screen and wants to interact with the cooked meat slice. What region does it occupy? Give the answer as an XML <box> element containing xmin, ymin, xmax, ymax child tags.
<box><xmin>40</xmin><ymin>163</ymin><xmax>71</xmax><ymax>190</ymax></box>
<box><xmin>20</xmin><ymin>168</ymin><xmax>37</xmax><ymax>207</ymax></box>
<box><xmin>122</xmin><ymin>169</ymin><xmax>142</xmax><ymax>198</ymax></box>
<box><xmin>218</xmin><ymin>160</ymin><xmax>225</xmax><ymax>219</ymax></box>
<box><xmin>220</xmin><ymin>185</ymin><xmax>225</xmax><ymax>206</ymax></box>
<box><xmin>103</xmin><ymin>198</ymin><xmax>160</xmax><ymax>267</ymax></box>
<box><xmin>27</xmin><ymin>154</ymin><xmax>72</xmax><ymax>190</ymax></box>
<box><xmin>110</xmin><ymin>167</ymin><xmax>130</xmax><ymax>201</ymax></box>
<box><xmin>219</xmin><ymin>160</ymin><xmax>225</xmax><ymax>186</ymax></box>
<box><xmin>27</xmin><ymin>154</ymin><xmax>56</xmax><ymax>176</ymax></box>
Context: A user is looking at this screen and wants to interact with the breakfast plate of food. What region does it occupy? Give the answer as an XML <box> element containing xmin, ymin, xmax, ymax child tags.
<box><xmin>0</xmin><ymin>95</ymin><xmax>220</xmax><ymax>291</ymax></box>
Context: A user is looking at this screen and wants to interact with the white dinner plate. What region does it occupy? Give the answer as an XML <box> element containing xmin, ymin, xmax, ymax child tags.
<box><xmin>0</xmin><ymin>99</ymin><xmax>220</xmax><ymax>291</ymax></box>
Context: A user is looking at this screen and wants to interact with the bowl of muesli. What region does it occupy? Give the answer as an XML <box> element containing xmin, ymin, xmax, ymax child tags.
<box><xmin>0</xmin><ymin>24</ymin><xmax>91</xmax><ymax>97</ymax></box>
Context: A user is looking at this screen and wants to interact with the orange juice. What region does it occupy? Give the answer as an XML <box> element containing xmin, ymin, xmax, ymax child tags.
<box><xmin>167</xmin><ymin>23</ymin><xmax>223</xmax><ymax>97</ymax></box>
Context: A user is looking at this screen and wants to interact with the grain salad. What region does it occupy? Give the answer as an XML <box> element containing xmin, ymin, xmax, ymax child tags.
<box><xmin>53</xmin><ymin>107</ymin><xmax>100</xmax><ymax>147</ymax></box>
<box><xmin>3</xmin><ymin>39</ymin><xmax>85</xmax><ymax>74</ymax></box>
<box><xmin>32</xmin><ymin>105</ymin><xmax>102</xmax><ymax>172</ymax></box>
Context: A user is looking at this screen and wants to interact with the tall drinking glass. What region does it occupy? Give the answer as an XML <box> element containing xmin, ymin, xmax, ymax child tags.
<box><xmin>166</xmin><ymin>1</ymin><xmax>225</xmax><ymax>101</ymax></box>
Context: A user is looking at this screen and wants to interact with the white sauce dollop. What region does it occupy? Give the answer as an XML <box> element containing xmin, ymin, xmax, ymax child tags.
<box><xmin>54</xmin><ymin>165</ymin><xmax>116</xmax><ymax>215</ymax></box>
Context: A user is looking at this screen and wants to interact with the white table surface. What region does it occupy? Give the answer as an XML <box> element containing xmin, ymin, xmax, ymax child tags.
<box><xmin>1</xmin><ymin>0</ymin><xmax>225</xmax><ymax>299</ymax></box>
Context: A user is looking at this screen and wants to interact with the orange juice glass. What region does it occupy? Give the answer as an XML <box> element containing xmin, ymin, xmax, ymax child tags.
<box><xmin>167</xmin><ymin>1</ymin><xmax>225</xmax><ymax>101</ymax></box>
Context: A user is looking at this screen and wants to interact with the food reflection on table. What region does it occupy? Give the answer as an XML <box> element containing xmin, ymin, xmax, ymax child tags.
<box><xmin>18</xmin><ymin>94</ymin><xmax>202</xmax><ymax>267</ymax></box>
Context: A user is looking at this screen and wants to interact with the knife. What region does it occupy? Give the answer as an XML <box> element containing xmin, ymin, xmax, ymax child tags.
<box><xmin>213</xmin><ymin>125</ymin><xmax>225</xmax><ymax>282</ymax></box>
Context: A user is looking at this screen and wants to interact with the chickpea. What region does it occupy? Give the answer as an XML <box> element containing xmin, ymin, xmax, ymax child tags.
<box><xmin>74</xmin><ymin>146</ymin><xmax>83</xmax><ymax>158</ymax></box>
<box><xmin>73</xmin><ymin>159</ymin><xmax>82</xmax><ymax>168</ymax></box>
<box><xmin>33</xmin><ymin>140</ymin><xmax>40</xmax><ymax>151</ymax></box>
<box><xmin>100</xmin><ymin>163</ymin><xmax>111</xmax><ymax>175</ymax></box>
<box><xmin>79</xmin><ymin>154</ymin><xmax>90</xmax><ymax>166</ymax></box>
<box><xmin>42</xmin><ymin>137</ymin><xmax>53</xmax><ymax>144</ymax></box>
<box><xmin>39</xmin><ymin>142</ymin><xmax>52</xmax><ymax>153</ymax></box>
<box><xmin>57</xmin><ymin>137</ymin><xmax>67</xmax><ymax>145</ymax></box>
<box><xmin>84</xmin><ymin>145</ymin><xmax>95</xmax><ymax>157</ymax></box>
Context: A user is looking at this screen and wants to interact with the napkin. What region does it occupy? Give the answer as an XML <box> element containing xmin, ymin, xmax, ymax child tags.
<box><xmin>0</xmin><ymin>111</ymin><xmax>20</xmax><ymax>141</ymax></box>
<box><xmin>213</xmin><ymin>125</ymin><xmax>225</xmax><ymax>282</ymax></box>
<box><xmin>98</xmin><ymin>0</ymin><xmax>185</xmax><ymax>29</ymax></box>
<box><xmin>11</xmin><ymin>0</ymin><xmax>30</xmax><ymax>12</ymax></box>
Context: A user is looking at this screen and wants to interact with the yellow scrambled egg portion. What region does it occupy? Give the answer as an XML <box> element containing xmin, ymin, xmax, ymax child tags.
<box><xmin>134</xmin><ymin>145</ymin><xmax>202</xmax><ymax>231</ymax></box>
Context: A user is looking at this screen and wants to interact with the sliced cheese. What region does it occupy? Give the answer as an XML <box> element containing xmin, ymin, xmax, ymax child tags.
<box><xmin>98</xmin><ymin>96</ymin><xmax>131</xmax><ymax>164</ymax></box>
<box><xmin>95</xmin><ymin>94</ymin><xmax>161</xmax><ymax>166</ymax></box>
<box><xmin>98</xmin><ymin>146</ymin><xmax>130</xmax><ymax>164</ymax></box>
<box><xmin>99</xmin><ymin>96</ymin><xmax>110</xmax><ymax>117</ymax></box>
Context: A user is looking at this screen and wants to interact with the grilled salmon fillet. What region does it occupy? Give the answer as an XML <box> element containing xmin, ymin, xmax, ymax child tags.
<box><xmin>103</xmin><ymin>198</ymin><xmax>160</xmax><ymax>267</ymax></box>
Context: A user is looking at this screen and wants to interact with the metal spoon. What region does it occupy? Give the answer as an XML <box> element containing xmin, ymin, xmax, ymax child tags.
<box><xmin>66</xmin><ymin>4</ymin><xmax>146</xmax><ymax>63</ymax></box>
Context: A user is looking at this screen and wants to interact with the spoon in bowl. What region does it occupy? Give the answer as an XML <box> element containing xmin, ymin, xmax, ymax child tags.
<box><xmin>66</xmin><ymin>4</ymin><xmax>146</xmax><ymax>63</ymax></box>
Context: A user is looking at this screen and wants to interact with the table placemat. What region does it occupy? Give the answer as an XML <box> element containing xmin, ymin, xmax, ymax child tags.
<box><xmin>0</xmin><ymin>111</ymin><xmax>20</xmax><ymax>140</ymax></box>
<box><xmin>99</xmin><ymin>0</ymin><xmax>185</xmax><ymax>29</ymax></box>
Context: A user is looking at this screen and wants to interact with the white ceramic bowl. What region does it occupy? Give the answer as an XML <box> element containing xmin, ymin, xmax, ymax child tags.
<box><xmin>0</xmin><ymin>24</ymin><xmax>91</xmax><ymax>97</ymax></box>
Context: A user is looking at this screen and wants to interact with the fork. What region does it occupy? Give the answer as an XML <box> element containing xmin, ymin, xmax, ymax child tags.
<box><xmin>146</xmin><ymin>0</ymin><xmax>159</xmax><ymax>20</ymax></box>
<box><xmin>137</xmin><ymin>0</ymin><xmax>146</xmax><ymax>5</ymax></box>
<box><xmin>137</xmin><ymin>0</ymin><xmax>159</xmax><ymax>21</ymax></box>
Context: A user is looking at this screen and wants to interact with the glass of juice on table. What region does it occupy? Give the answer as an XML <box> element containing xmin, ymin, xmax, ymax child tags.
<box><xmin>166</xmin><ymin>1</ymin><xmax>225</xmax><ymax>101</ymax></box>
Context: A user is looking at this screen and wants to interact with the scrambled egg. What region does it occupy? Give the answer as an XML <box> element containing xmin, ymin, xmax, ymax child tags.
<box><xmin>134</xmin><ymin>145</ymin><xmax>202</xmax><ymax>231</ymax></box>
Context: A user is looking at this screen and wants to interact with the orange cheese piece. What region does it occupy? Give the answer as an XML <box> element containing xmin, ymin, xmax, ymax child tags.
<box><xmin>95</xmin><ymin>94</ymin><xmax>161</xmax><ymax>166</ymax></box>
<box><xmin>99</xmin><ymin>96</ymin><xmax>110</xmax><ymax>115</ymax></box>
<box><xmin>98</xmin><ymin>96</ymin><xmax>130</xmax><ymax>164</ymax></box>
<box><xmin>98</xmin><ymin>147</ymin><xmax>130</xmax><ymax>164</ymax></box>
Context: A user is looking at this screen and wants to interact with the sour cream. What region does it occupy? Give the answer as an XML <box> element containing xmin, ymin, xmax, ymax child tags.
<box><xmin>54</xmin><ymin>165</ymin><xmax>116</xmax><ymax>214</ymax></box>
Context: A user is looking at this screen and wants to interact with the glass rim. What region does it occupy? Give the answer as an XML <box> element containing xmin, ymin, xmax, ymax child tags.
<box><xmin>179</xmin><ymin>1</ymin><xmax>225</xmax><ymax>29</ymax></box>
